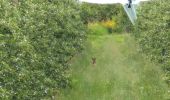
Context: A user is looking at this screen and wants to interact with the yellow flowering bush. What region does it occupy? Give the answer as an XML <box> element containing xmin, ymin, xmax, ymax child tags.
<box><xmin>101</xmin><ymin>20</ymin><xmax>117</xmax><ymax>29</ymax></box>
<box><xmin>100</xmin><ymin>19</ymin><xmax>117</xmax><ymax>33</ymax></box>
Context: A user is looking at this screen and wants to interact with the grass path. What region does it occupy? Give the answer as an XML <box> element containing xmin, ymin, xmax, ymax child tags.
<box><xmin>59</xmin><ymin>34</ymin><xmax>168</xmax><ymax>100</ymax></box>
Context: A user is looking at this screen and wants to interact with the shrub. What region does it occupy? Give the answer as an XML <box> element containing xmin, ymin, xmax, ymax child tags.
<box><xmin>80</xmin><ymin>3</ymin><xmax>121</xmax><ymax>23</ymax></box>
<box><xmin>133</xmin><ymin>0</ymin><xmax>170</xmax><ymax>85</ymax></box>
<box><xmin>80</xmin><ymin>3</ymin><xmax>131</xmax><ymax>33</ymax></box>
<box><xmin>101</xmin><ymin>19</ymin><xmax>117</xmax><ymax>33</ymax></box>
<box><xmin>0</xmin><ymin>0</ymin><xmax>86</xmax><ymax>99</ymax></box>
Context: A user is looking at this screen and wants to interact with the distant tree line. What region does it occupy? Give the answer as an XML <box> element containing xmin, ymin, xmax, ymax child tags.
<box><xmin>80</xmin><ymin>3</ymin><xmax>132</xmax><ymax>32</ymax></box>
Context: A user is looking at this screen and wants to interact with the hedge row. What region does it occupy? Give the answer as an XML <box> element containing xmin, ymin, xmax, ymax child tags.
<box><xmin>133</xmin><ymin>0</ymin><xmax>170</xmax><ymax>85</ymax></box>
<box><xmin>0</xmin><ymin>0</ymin><xmax>86</xmax><ymax>99</ymax></box>
<box><xmin>80</xmin><ymin>3</ymin><xmax>131</xmax><ymax>32</ymax></box>
<box><xmin>80</xmin><ymin>3</ymin><xmax>120</xmax><ymax>23</ymax></box>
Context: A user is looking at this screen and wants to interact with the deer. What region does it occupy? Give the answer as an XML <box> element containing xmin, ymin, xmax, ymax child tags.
<box><xmin>92</xmin><ymin>57</ymin><xmax>96</xmax><ymax>66</ymax></box>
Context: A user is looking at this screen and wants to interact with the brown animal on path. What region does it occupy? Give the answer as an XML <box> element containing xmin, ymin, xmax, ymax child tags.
<box><xmin>92</xmin><ymin>57</ymin><xmax>96</xmax><ymax>65</ymax></box>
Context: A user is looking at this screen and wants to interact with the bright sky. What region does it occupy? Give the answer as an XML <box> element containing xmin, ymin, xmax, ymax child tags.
<box><xmin>79</xmin><ymin>0</ymin><xmax>128</xmax><ymax>4</ymax></box>
<box><xmin>79</xmin><ymin>0</ymin><xmax>149</xmax><ymax>4</ymax></box>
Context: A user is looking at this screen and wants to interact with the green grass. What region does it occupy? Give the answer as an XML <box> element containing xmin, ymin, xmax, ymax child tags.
<box><xmin>59</xmin><ymin>34</ymin><xmax>169</xmax><ymax>100</ymax></box>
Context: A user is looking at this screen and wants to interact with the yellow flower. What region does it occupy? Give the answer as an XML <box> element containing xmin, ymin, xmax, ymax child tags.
<box><xmin>101</xmin><ymin>20</ymin><xmax>116</xmax><ymax>29</ymax></box>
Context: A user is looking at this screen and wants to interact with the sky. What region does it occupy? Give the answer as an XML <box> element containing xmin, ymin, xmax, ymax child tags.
<box><xmin>79</xmin><ymin>0</ymin><xmax>128</xmax><ymax>4</ymax></box>
<box><xmin>79</xmin><ymin>0</ymin><xmax>149</xmax><ymax>4</ymax></box>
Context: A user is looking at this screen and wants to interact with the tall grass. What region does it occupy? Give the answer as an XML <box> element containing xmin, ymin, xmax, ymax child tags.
<box><xmin>59</xmin><ymin>33</ymin><xmax>169</xmax><ymax>100</ymax></box>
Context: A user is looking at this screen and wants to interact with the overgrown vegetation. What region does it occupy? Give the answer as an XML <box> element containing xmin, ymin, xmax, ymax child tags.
<box><xmin>80</xmin><ymin>3</ymin><xmax>120</xmax><ymax>23</ymax></box>
<box><xmin>133</xmin><ymin>0</ymin><xmax>170</xmax><ymax>86</ymax></box>
<box><xmin>0</xmin><ymin>0</ymin><xmax>86</xmax><ymax>99</ymax></box>
<box><xmin>0</xmin><ymin>0</ymin><xmax>170</xmax><ymax>99</ymax></box>
<box><xmin>59</xmin><ymin>32</ymin><xmax>168</xmax><ymax>100</ymax></box>
<box><xmin>80</xmin><ymin>3</ymin><xmax>131</xmax><ymax>33</ymax></box>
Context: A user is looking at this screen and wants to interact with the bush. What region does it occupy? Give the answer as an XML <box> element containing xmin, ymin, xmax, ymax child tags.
<box><xmin>0</xmin><ymin>0</ymin><xmax>86</xmax><ymax>99</ymax></box>
<box><xmin>133</xmin><ymin>0</ymin><xmax>170</xmax><ymax>85</ymax></box>
<box><xmin>88</xmin><ymin>19</ymin><xmax>117</xmax><ymax>34</ymax></box>
<box><xmin>80</xmin><ymin>3</ymin><xmax>121</xmax><ymax>23</ymax></box>
<box><xmin>101</xmin><ymin>19</ymin><xmax>117</xmax><ymax>33</ymax></box>
<box><xmin>80</xmin><ymin>3</ymin><xmax>132</xmax><ymax>33</ymax></box>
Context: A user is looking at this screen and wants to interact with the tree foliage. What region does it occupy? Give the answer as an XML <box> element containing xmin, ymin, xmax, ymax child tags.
<box><xmin>80</xmin><ymin>3</ymin><xmax>131</xmax><ymax>33</ymax></box>
<box><xmin>133</xmin><ymin>0</ymin><xmax>170</xmax><ymax>85</ymax></box>
<box><xmin>80</xmin><ymin>3</ymin><xmax>119</xmax><ymax>23</ymax></box>
<box><xmin>0</xmin><ymin>0</ymin><xmax>86</xmax><ymax>99</ymax></box>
